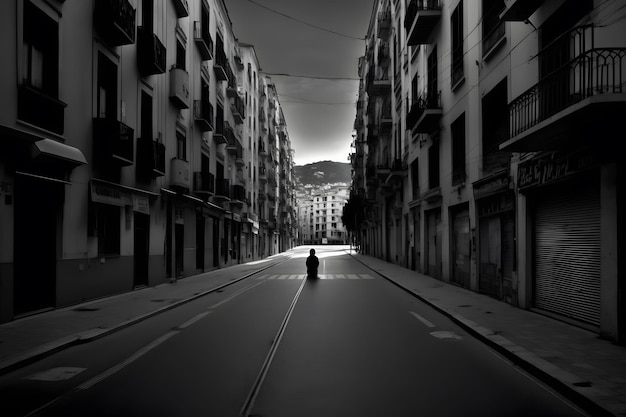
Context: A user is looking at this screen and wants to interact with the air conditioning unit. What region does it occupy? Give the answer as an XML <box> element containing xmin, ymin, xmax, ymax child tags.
<box><xmin>237</xmin><ymin>86</ymin><xmax>245</xmax><ymax>96</ymax></box>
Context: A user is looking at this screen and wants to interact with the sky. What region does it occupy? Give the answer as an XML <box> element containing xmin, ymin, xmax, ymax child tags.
<box><xmin>225</xmin><ymin>0</ymin><xmax>376</xmax><ymax>166</ymax></box>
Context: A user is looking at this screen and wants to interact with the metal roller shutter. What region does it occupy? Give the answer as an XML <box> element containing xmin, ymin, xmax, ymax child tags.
<box><xmin>534</xmin><ymin>183</ymin><xmax>601</xmax><ymax>327</ymax></box>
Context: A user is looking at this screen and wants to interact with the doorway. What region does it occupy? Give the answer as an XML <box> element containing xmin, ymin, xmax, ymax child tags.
<box><xmin>14</xmin><ymin>176</ymin><xmax>62</xmax><ymax>316</ymax></box>
<box><xmin>133</xmin><ymin>212</ymin><xmax>149</xmax><ymax>288</ymax></box>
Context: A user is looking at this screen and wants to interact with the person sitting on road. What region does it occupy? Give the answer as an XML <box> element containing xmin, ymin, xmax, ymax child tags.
<box><xmin>306</xmin><ymin>248</ymin><xmax>319</xmax><ymax>278</ymax></box>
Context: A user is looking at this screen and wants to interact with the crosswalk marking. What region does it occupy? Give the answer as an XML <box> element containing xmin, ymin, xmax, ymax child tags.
<box><xmin>257</xmin><ymin>274</ymin><xmax>375</xmax><ymax>281</ymax></box>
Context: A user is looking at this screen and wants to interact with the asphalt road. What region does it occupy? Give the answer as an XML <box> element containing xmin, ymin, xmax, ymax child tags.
<box><xmin>0</xmin><ymin>246</ymin><xmax>588</xmax><ymax>416</ymax></box>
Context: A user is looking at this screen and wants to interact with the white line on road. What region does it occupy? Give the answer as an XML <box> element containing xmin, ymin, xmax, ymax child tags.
<box><xmin>208</xmin><ymin>280</ymin><xmax>265</xmax><ymax>309</ymax></box>
<box><xmin>177</xmin><ymin>311</ymin><xmax>211</xmax><ymax>329</ymax></box>
<box><xmin>77</xmin><ymin>331</ymin><xmax>178</xmax><ymax>390</ymax></box>
<box><xmin>409</xmin><ymin>311</ymin><xmax>436</xmax><ymax>328</ymax></box>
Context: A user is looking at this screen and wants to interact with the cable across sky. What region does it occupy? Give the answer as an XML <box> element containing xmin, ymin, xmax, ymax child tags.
<box><xmin>246</xmin><ymin>0</ymin><xmax>366</xmax><ymax>41</ymax></box>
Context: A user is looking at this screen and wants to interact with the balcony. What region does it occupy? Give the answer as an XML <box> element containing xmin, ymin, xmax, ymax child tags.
<box><xmin>380</xmin><ymin>102</ymin><xmax>393</xmax><ymax>134</ymax></box>
<box><xmin>407</xmin><ymin>91</ymin><xmax>442</xmax><ymax>133</ymax></box>
<box><xmin>225</xmin><ymin>126</ymin><xmax>239</xmax><ymax>154</ymax></box>
<box><xmin>18</xmin><ymin>85</ymin><xmax>66</xmax><ymax>135</ymax></box>
<box><xmin>193</xmin><ymin>21</ymin><xmax>213</xmax><ymax>61</ymax></box>
<box><xmin>259</xmin><ymin>142</ymin><xmax>268</xmax><ymax>158</ymax></box>
<box><xmin>235</xmin><ymin>146</ymin><xmax>245</xmax><ymax>167</ymax></box>
<box><xmin>214</xmin><ymin>50</ymin><xmax>229</xmax><ymax>81</ymax></box>
<box><xmin>93</xmin><ymin>118</ymin><xmax>134</xmax><ymax>166</ymax></box>
<box><xmin>367</xmin><ymin>71</ymin><xmax>391</xmax><ymax>97</ymax></box>
<box><xmin>194</xmin><ymin>100</ymin><xmax>214</xmax><ymax>132</ymax></box>
<box><xmin>502</xmin><ymin>47</ymin><xmax>626</xmax><ymax>152</ymax></box>
<box><xmin>377</xmin><ymin>11</ymin><xmax>391</xmax><ymax>39</ymax></box>
<box><xmin>214</xmin><ymin>179</ymin><xmax>231</xmax><ymax>201</ymax></box>
<box><xmin>194</xmin><ymin>171</ymin><xmax>215</xmax><ymax>195</ymax></box>
<box><xmin>94</xmin><ymin>0</ymin><xmax>136</xmax><ymax>46</ymax></box>
<box><xmin>231</xmin><ymin>94</ymin><xmax>245</xmax><ymax>124</ymax></box>
<box><xmin>170</xmin><ymin>158</ymin><xmax>189</xmax><ymax>189</ymax></box>
<box><xmin>170</xmin><ymin>68</ymin><xmax>190</xmax><ymax>109</ymax></box>
<box><xmin>137</xmin><ymin>27</ymin><xmax>166</xmax><ymax>76</ymax></box>
<box><xmin>404</xmin><ymin>0</ymin><xmax>442</xmax><ymax>46</ymax></box>
<box><xmin>499</xmin><ymin>0</ymin><xmax>543</xmax><ymax>21</ymax></box>
<box><xmin>137</xmin><ymin>137</ymin><xmax>165</xmax><ymax>177</ymax></box>
<box><xmin>172</xmin><ymin>0</ymin><xmax>189</xmax><ymax>18</ymax></box>
<box><xmin>386</xmin><ymin>159</ymin><xmax>407</xmax><ymax>184</ymax></box>
<box><xmin>230</xmin><ymin>184</ymin><xmax>246</xmax><ymax>206</ymax></box>
<box><xmin>213</xmin><ymin>121</ymin><xmax>226</xmax><ymax>145</ymax></box>
<box><xmin>259</xmin><ymin>166</ymin><xmax>268</xmax><ymax>183</ymax></box>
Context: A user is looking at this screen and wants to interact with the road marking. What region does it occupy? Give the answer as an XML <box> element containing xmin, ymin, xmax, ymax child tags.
<box><xmin>430</xmin><ymin>330</ymin><xmax>463</xmax><ymax>340</ymax></box>
<box><xmin>24</xmin><ymin>367</ymin><xmax>86</xmax><ymax>382</ymax></box>
<box><xmin>409</xmin><ymin>311</ymin><xmax>436</xmax><ymax>328</ymax></box>
<box><xmin>240</xmin><ymin>275</ymin><xmax>309</xmax><ymax>416</ymax></box>
<box><xmin>78</xmin><ymin>331</ymin><xmax>178</xmax><ymax>390</ymax></box>
<box><xmin>208</xmin><ymin>281</ymin><xmax>265</xmax><ymax>309</ymax></box>
<box><xmin>177</xmin><ymin>311</ymin><xmax>211</xmax><ymax>329</ymax></box>
<box><xmin>260</xmin><ymin>274</ymin><xmax>375</xmax><ymax>281</ymax></box>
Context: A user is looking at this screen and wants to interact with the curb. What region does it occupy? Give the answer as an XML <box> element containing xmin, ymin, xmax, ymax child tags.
<box><xmin>349</xmin><ymin>253</ymin><xmax>617</xmax><ymax>417</ymax></box>
<box><xmin>0</xmin><ymin>259</ymin><xmax>286</xmax><ymax>377</ymax></box>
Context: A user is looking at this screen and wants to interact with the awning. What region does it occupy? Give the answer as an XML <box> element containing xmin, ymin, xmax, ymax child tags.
<box><xmin>31</xmin><ymin>139</ymin><xmax>87</xmax><ymax>167</ymax></box>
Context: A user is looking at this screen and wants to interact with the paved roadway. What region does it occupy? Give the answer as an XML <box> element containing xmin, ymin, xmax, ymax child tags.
<box><xmin>0</xmin><ymin>247</ymin><xmax>588</xmax><ymax>416</ymax></box>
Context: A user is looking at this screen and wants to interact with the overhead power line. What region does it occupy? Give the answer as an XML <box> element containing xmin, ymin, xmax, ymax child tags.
<box><xmin>246</xmin><ymin>0</ymin><xmax>366</xmax><ymax>41</ymax></box>
<box><xmin>263</xmin><ymin>72</ymin><xmax>360</xmax><ymax>81</ymax></box>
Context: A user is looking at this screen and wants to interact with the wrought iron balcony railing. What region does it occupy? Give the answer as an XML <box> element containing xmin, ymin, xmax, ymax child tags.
<box><xmin>137</xmin><ymin>27</ymin><xmax>166</xmax><ymax>76</ymax></box>
<box><xmin>509</xmin><ymin>47</ymin><xmax>626</xmax><ymax>138</ymax></box>
<box><xmin>94</xmin><ymin>0</ymin><xmax>136</xmax><ymax>46</ymax></box>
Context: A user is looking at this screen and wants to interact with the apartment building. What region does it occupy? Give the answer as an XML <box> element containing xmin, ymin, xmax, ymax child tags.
<box><xmin>352</xmin><ymin>0</ymin><xmax>626</xmax><ymax>343</ymax></box>
<box><xmin>297</xmin><ymin>183</ymin><xmax>350</xmax><ymax>245</ymax></box>
<box><xmin>0</xmin><ymin>0</ymin><xmax>296</xmax><ymax>323</ymax></box>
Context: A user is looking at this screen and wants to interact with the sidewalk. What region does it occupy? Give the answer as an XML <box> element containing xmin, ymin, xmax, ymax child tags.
<box><xmin>0</xmin><ymin>254</ymin><xmax>289</xmax><ymax>376</ymax></box>
<box><xmin>352</xmin><ymin>252</ymin><xmax>626</xmax><ymax>417</ymax></box>
<box><xmin>1</xmin><ymin>250</ymin><xmax>625</xmax><ymax>416</ymax></box>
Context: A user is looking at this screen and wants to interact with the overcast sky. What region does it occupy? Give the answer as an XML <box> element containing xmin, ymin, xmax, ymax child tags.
<box><xmin>225</xmin><ymin>0</ymin><xmax>375</xmax><ymax>166</ymax></box>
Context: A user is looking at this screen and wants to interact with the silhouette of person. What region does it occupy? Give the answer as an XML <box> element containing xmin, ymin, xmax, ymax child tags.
<box><xmin>306</xmin><ymin>248</ymin><xmax>319</xmax><ymax>278</ymax></box>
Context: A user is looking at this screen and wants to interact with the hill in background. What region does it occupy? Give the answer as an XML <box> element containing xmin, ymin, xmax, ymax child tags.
<box><xmin>294</xmin><ymin>161</ymin><xmax>351</xmax><ymax>187</ymax></box>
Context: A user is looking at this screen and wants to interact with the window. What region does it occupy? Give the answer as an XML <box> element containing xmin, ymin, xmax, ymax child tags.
<box><xmin>97</xmin><ymin>52</ymin><xmax>117</xmax><ymax>119</ymax></box>
<box><xmin>141</xmin><ymin>91</ymin><xmax>153</xmax><ymax>141</ymax></box>
<box><xmin>481</xmin><ymin>79</ymin><xmax>509</xmax><ymax>173</ymax></box>
<box><xmin>176</xmin><ymin>40</ymin><xmax>186</xmax><ymax>70</ymax></box>
<box><xmin>428</xmin><ymin>136</ymin><xmax>440</xmax><ymax>190</ymax></box>
<box><xmin>23</xmin><ymin>1</ymin><xmax>58</xmax><ymax>96</ymax></box>
<box><xmin>142</xmin><ymin>0</ymin><xmax>153</xmax><ymax>32</ymax></box>
<box><xmin>96</xmin><ymin>204</ymin><xmax>121</xmax><ymax>256</ymax></box>
<box><xmin>176</xmin><ymin>131</ymin><xmax>186</xmax><ymax>160</ymax></box>
<box><xmin>482</xmin><ymin>0</ymin><xmax>505</xmax><ymax>58</ymax></box>
<box><xmin>451</xmin><ymin>113</ymin><xmax>466</xmax><ymax>185</ymax></box>
<box><xmin>451</xmin><ymin>1</ymin><xmax>464</xmax><ymax>87</ymax></box>
<box><xmin>411</xmin><ymin>159</ymin><xmax>419</xmax><ymax>200</ymax></box>
<box><xmin>427</xmin><ymin>46</ymin><xmax>438</xmax><ymax>103</ymax></box>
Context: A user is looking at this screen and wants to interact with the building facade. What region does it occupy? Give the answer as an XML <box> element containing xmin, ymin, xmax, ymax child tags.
<box><xmin>0</xmin><ymin>0</ymin><xmax>296</xmax><ymax>323</ymax></box>
<box><xmin>352</xmin><ymin>0</ymin><xmax>626</xmax><ymax>343</ymax></box>
<box><xmin>297</xmin><ymin>183</ymin><xmax>350</xmax><ymax>245</ymax></box>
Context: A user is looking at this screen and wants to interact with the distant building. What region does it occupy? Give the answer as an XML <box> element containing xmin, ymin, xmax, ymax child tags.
<box><xmin>296</xmin><ymin>182</ymin><xmax>349</xmax><ymax>245</ymax></box>
<box><xmin>0</xmin><ymin>0</ymin><xmax>296</xmax><ymax>323</ymax></box>
<box><xmin>353</xmin><ymin>0</ymin><xmax>626</xmax><ymax>344</ymax></box>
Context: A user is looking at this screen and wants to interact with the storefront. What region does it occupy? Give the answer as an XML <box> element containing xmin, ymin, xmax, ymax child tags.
<box><xmin>450</xmin><ymin>203</ymin><xmax>470</xmax><ymax>288</ymax></box>
<box><xmin>473</xmin><ymin>171</ymin><xmax>515</xmax><ymax>304</ymax></box>
<box><xmin>519</xmin><ymin>150</ymin><xmax>601</xmax><ymax>327</ymax></box>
